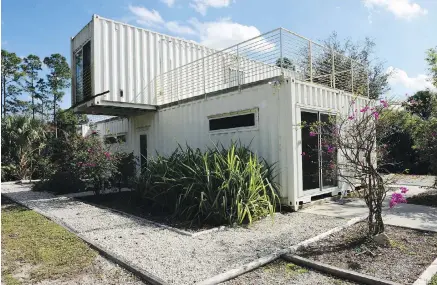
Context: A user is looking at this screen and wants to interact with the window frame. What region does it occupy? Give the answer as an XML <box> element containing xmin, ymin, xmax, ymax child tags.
<box><xmin>208</xmin><ymin>108</ymin><xmax>259</xmax><ymax>134</ymax></box>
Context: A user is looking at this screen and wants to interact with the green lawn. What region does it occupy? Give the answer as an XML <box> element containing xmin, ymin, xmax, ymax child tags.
<box><xmin>1</xmin><ymin>198</ymin><xmax>96</xmax><ymax>284</ymax></box>
<box><xmin>430</xmin><ymin>273</ymin><xmax>437</xmax><ymax>285</ymax></box>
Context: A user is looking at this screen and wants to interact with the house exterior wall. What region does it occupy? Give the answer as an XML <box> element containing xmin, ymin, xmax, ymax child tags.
<box><xmin>84</xmin><ymin>77</ymin><xmax>371</xmax><ymax>208</ymax></box>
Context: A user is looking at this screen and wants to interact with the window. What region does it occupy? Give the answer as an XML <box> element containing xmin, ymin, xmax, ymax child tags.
<box><xmin>75</xmin><ymin>41</ymin><xmax>92</xmax><ymax>103</ymax></box>
<box><xmin>104</xmin><ymin>134</ymin><xmax>126</xmax><ymax>144</ymax></box>
<box><xmin>209</xmin><ymin>110</ymin><xmax>257</xmax><ymax>131</ymax></box>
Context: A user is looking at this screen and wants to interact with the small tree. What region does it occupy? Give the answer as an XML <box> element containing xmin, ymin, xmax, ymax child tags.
<box><xmin>402</xmin><ymin>90</ymin><xmax>437</xmax><ymax>120</ymax></box>
<box><xmin>305</xmin><ymin>98</ymin><xmax>406</xmax><ymax>237</ymax></box>
<box><xmin>426</xmin><ymin>47</ymin><xmax>437</xmax><ymax>88</ymax></box>
<box><xmin>21</xmin><ymin>55</ymin><xmax>43</xmax><ymax>119</ymax></box>
<box><xmin>43</xmin><ymin>54</ymin><xmax>71</xmax><ymax>137</ymax></box>
<box><xmin>1</xmin><ymin>50</ymin><xmax>23</xmax><ymax>117</ymax></box>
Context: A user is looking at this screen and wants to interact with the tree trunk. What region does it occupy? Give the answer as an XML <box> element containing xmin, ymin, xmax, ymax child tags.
<box><xmin>2</xmin><ymin>76</ymin><xmax>6</xmax><ymax>117</ymax></box>
<box><xmin>32</xmin><ymin>77</ymin><xmax>35</xmax><ymax>119</ymax></box>
<box><xmin>54</xmin><ymin>96</ymin><xmax>57</xmax><ymax>138</ymax></box>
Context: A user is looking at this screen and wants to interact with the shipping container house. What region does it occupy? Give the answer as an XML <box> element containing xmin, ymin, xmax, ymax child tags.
<box><xmin>73</xmin><ymin>15</ymin><xmax>371</xmax><ymax>209</ymax></box>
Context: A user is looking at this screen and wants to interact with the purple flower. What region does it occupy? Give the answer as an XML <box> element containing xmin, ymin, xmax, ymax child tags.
<box><xmin>360</xmin><ymin>106</ymin><xmax>370</xmax><ymax>113</ymax></box>
<box><xmin>372</xmin><ymin>111</ymin><xmax>380</xmax><ymax>120</ymax></box>
<box><xmin>400</xmin><ymin>187</ymin><xmax>408</xmax><ymax>194</ymax></box>
<box><xmin>309</xmin><ymin>131</ymin><xmax>317</xmax><ymax>137</ymax></box>
<box><xmin>327</xmin><ymin>145</ymin><xmax>335</xmax><ymax>153</ymax></box>
<box><xmin>380</xmin><ymin>99</ymin><xmax>389</xmax><ymax>108</ymax></box>
<box><xmin>348</xmin><ymin>115</ymin><xmax>355</xmax><ymax>120</ymax></box>
<box><xmin>389</xmin><ymin>192</ymin><xmax>407</xmax><ymax>208</ymax></box>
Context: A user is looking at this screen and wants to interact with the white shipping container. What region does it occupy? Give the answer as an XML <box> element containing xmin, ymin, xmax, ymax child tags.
<box><xmin>92</xmin><ymin>77</ymin><xmax>370</xmax><ymax>208</ymax></box>
<box><xmin>71</xmin><ymin>15</ymin><xmax>216</xmax><ymax>110</ymax></box>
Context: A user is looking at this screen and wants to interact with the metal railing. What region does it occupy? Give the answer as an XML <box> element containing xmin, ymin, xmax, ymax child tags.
<box><xmin>144</xmin><ymin>28</ymin><xmax>369</xmax><ymax>105</ymax></box>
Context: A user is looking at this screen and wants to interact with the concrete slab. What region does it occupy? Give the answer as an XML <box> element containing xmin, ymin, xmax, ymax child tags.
<box><xmin>302</xmin><ymin>183</ymin><xmax>437</xmax><ymax>232</ymax></box>
<box><xmin>384</xmin><ymin>204</ymin><xmax>437</xmax><ymax>232</ymax></box>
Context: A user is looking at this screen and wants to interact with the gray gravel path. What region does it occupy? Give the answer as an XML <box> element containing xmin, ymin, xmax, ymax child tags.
<box><xmin>223</xmin><ymin>259</ymin><xmax>358</xmax><ymax>285</ymax></box>
<box><xmin>2</xmin><ymin>184</ymin><xmax>346</xmax><ymax>285</ymax></box>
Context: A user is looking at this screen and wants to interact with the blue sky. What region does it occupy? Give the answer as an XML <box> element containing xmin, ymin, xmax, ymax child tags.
<box><xmin>2</xmin><ymin>0</ymin><xmax>436</xmax><ymax>108</ymax></box>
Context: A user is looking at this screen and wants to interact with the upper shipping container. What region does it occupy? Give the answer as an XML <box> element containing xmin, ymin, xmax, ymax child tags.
<box><xmin>71</xmin><ymin>15</ymin><xmax>216</xmax><ymax>114</ymax></box>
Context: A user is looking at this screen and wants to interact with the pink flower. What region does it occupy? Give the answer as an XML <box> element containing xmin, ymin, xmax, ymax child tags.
<box><xmin>348</xmin><ymin>115</ymin><xmax>355</xmax><ymax>120</ymax></box>
<box><xmin>389</xmin><ymin>192</ymin><xmax>407</xmax><ymax>208</ymax></box>
<box><xmin>400</xmin><ymin>187</ymin><xmax>408</xmax><ymax>194</ymax></box>
<box><xmin>329</xmin><ymin>163</ymin><xmax>336</xmax><ymax>169</ymax></box>
<box><xmin>104</xmin><ymin>152</ymin><xmax>111</xmax><ymax>159</ymax></box>
<box><xmin>380</xmin><ymin>99</ymin><xmax>389</xmax><ymax>108</ymax></box>
<box><xmin>327</xmin><ymin>145</ymin><xmax>335</xmax><ymax>153</ymax></box>
<box><xmin>372</xmin><ymin>111</ymin><xmax>380</xmax><ymax>120</ymax></box>
<box><xmin>309</xmin><ymin>131</ymin><xmax>317</xmax><ymax>137</ymax></box>
<box><xmin>301</xmin><ymin>152</ymin><xmax>306</xmax><ymax>156</ymax></box>
<box><xmin>87</xmin><ymin>149</ymin><xmax>92</xmax><ymax>153</ymax></box>
<box><xmin>77</xmin><ymin>162</ymin><xmax>83</xmax><ymax>166</ymax></box>
<box><xmin>360</xmin><ymin>106</ymin><xmax>370</xmax><ymax>112</ymax></box>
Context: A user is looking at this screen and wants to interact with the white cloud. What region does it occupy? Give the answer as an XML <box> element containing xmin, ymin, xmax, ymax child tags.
<box><xmin>165</xmin><ymin>21</ymin><xmax>196</xmax><ymax>35</ymax></box>
<box><xmin>190</xmin><ymin>0</ymin><xmax>232</xmax><ymax>16</ymax></box>
<box><xmin>363</xmin><ymin>0</ymin><xmax>428</xmax><ymax>20</ymax></box>
<box><xmin>127</xmin><ymin>6</ymin><xmax>270</xmax><ymax>51</ymax></box>
<box><xmin>128</xmin><ymin>5</ymin><xmax>164</xmax><ymax>27</ymax></box>
<box><xmin>188</xmin><ymin>18</ymin><xmax>266</xmax><ymax>50</ymax></box>
<box><xmin>387</xmin><ymin>67</ymin><xmax>436</xmax><ymax>93</ymax></box>
<box><xmin>161</xmin><ymin>0</ymin><xmax>175</xmax><ymax>7</ymax></box>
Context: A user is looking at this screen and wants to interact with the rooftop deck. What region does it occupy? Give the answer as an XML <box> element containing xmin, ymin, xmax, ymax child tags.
<box><xmin>138</xmin><ymin>27</ymin><xmax>369</xmax><ymax>106</ymax></box>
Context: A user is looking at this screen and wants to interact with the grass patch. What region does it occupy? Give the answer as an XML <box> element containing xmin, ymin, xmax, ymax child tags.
<box><xmin>1</xmin><ymin>202</ymin><xmax>96</xmax><ymax>283</ymax></box>
<box><xmin>285</xmin><ymin>263</ymin><xmax>309</xmax><ymax>274</ymax></box>
<box><xmin>430</xmin><ymin>273</ymin><xmax>437</xmax><ymax>285</ymax></box>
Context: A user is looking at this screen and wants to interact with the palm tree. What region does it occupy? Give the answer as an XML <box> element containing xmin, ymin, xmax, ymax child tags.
<box><xmin>1</xmin><ymin>115</ymin><xmax>47</xmax><ymax>180</ymax></box>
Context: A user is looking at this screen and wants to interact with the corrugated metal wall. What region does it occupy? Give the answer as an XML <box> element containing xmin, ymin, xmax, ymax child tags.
<box><xmin>92</xmin><ymin>117</ymin><xmax>129</xmax><ymax>137</ymax></box>
<box><xmin>92</xmin><ymin>15</ymin><xmax>216</xmax><ymax>105</ymax></box>
<box><xmin>87</xmin><ymin>78</ymin><xmax>371</xmax><ymax>206</ymax></box>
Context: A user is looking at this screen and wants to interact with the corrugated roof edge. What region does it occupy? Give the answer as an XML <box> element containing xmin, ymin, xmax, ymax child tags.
<box><xmin>87</xmin><ymin>14</ymin><xmax>214</xmax><ymax>51</ymax></box>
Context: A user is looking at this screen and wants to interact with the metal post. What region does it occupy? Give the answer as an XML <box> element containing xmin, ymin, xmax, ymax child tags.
<box><xmin>351</xmin><ymin>59</ymin><xmax>354</xmax><ymax>94</ymax></box>
<box><xmin>279</xmin><ymin>28</ymin><xmax>283</xmax><ymax>75</ymax></box>
<box><xmin>331</xmin><ymin>48</ymin><xmax>335</xmax><ymax>89</ymax></box>
<box><xmin>203</xmin><ymin>57</ymin><xmax>206</xmax><ymax>100</ymax></box>
<box><xmin>237</xmin><ymin>45</ymin><xmax>241</xmax><ymax>92</ymax></box>
<box><xmin>176</xmin><ymin>70</ymin><xmax>179</xmax><ymax>102</ymax></box>
<box><xmin>309</xmin><ymin>41</ymin><xmax>313</xmax><ymax>83</ymax></box>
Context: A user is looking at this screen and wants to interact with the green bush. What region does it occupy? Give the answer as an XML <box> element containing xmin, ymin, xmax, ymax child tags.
<box><xmin>111</xmin><ymin>152</ymin><xmax>138</xmax><ymax>190</ymax></box>
<box><xmin>135</xmin><ymin>143</ymin><xmax>280</xmax><ymax>227</ymax></box>
<box><xmin>33</xmin><ymin>171</ymin><xmax>86</xmax><ymax>194</ymax></box>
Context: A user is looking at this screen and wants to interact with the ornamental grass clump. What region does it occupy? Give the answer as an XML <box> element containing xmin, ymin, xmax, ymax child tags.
<box><xmin>135</xmin><ymin>142</ymin><xmax>280</xmax><ymax>227</ymax></box>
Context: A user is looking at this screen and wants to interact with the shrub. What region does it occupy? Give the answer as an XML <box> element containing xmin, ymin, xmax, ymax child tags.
<box><xmin>135</xmin><ymin>142</ymin><xmax>280</xmax><ymax>227</ymax></box>
<box><xmin>111</xmin><ymin>152</ymin><xmax>138</xmax><ymax>190</ymax></box>
<box><xmin>33</xmin><ymin>171</ymin><xmax>86</xmax><ymax>194</ymax></box>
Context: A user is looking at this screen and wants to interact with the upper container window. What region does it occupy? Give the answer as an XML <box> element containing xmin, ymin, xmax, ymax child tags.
<box><xmin>75</xmin><ymin>41</ymin><xmax>92</xmax><ymax>104</ymax></box>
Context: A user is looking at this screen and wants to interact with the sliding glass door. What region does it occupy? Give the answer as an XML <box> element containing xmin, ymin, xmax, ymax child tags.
<box><xmin>301</xmin><ymin>111</ymin><xmax>338</xmax><ymax>193</ymax></box>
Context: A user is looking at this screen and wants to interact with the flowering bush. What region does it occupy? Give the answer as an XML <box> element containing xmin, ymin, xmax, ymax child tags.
<box><xmin>70</xmin><ymin>134</ymin><xmax>120</xmax><ymax>195</ymax></box>
<box><xmin>389</xmin><ymin>187</ymin><xmax>408</xmax><ymax>208</ymax></box>
<box><xmin>303</xmin><ymin>97</ymin><xmax>405</xmax><ymax>237</ymax></box>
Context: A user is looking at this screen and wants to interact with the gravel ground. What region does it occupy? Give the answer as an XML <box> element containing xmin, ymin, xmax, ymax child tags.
<box><xmin>223</xmin><ymin>259</ymin><xmax>358</xmax><ymax>285</ymax></box>
<box><xmin>2</xmin><ymin>184</ymin><xmax>346</xmax><ymax>285</ymax></box>
<box><xmin>297</xmin><ymin>222</ymin><xmax>437</xmax><ymax>284</ymax></box>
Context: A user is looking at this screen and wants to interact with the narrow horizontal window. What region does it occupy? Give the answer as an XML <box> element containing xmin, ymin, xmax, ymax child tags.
<box><xmin>117</xmin><ymin>135</ymin><xmax>126</xmax><ymax>143</ymax></box>
<box><xmin>104</xmin><ymin>134</ymin><xmax>126</xmax><ymax>144</ymax></box>
<box><xmin>209</xmin><ymin>113</ymin><xmax>255</xmax><ymax>131</ymax></box>
<box><xmin>104</xmin><ymin>136</ymin><xmax>117</xmax><ymax>144</ymax></box>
